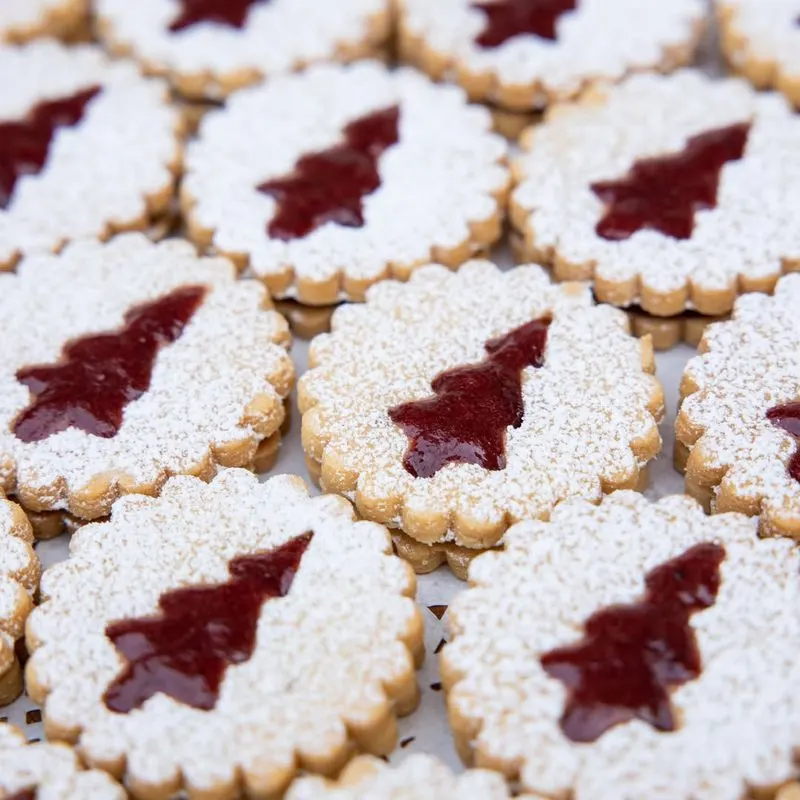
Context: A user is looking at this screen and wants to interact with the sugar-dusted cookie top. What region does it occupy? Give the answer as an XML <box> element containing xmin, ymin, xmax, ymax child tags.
<box><xmin>182</xmin><ymin>61</ymin><xmax>509</xmax><ymax>305</ymax></box>
<box><xmin>0</xmin><ymin>723</ymin><xmax>124</xmax><ymax>798</ymax></box>
<box><xmin>717</xmin><ymin>0</ymin><xmax>800</xmax><ymax>108</ymax></box>
<box><xmin>95</xmin><ymin>0</ymin><xmax>391</xmax><ymax>100</ymax></box>
<box><xmin>442</xmin><ymin>491</ymin><xmax>800</xmax><ymax>799</ymax></box>
<box><xmin>0</xmin><ymin>0</ymin><xmax>86</xmax><ymax>43</ymax></box>
<box><xmin>299</xmin><ymin>260</ymin><xmax>663</xmax><ymax>552</ymax></box>
<box><xmin>677</xmin><ymin>274</ymin><xmax>800</xmax><ymax>537</ymax></box>
<box><xmin>287</xmin><ymin>754</ymin><xmax>520</xmax><ymax>799</ymax></box>
<box><xmin>0</xmin><ymin>498</ymin><xmax>38</xmax><ymax>705</ymax></box>
<box><xmin>25</xmin><ymin>469</ymin><xmax>422</xmax><ymax>798</ymax></box>
<box><xmin>0</xmin><ymin>234</ymin><xmax>293</xmax><ymax>521</ymax></box>
<box><xmin>511</xmin><ymin>70</ymin><xmax>800</xmax><ymax>316</ymax></box>
<box><xmin>0</xmin><ymin>40</ymin><xmax>181</xmax><ymax>270</ymax></box>
<box><xmin>398</xmin><ymin>0</ymin><xmax>705</xmax><ymax>111</ymax></box>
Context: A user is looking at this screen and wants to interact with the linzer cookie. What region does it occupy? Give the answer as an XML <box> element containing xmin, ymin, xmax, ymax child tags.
<box><xmin>25</xmin><ymin>470</ymin><xmax>423</xmax><ymax>798</ymax></box>
<box><xmin>676</xmin><ymin>275</ymin><xmax>800</xmax><ymax>537</ymax></box>
<box><xmin>0</xmin><ymin>0</ymin><xmax>88</xmax><ymax>43</ymax></box>
<box><xmin>627</xmin><ymin>306</ymin><xmax>725</xmax><ymax>352</ymax></box>
<box><xmin>398</xmin><ymin>0</ymin><xmax>705</xmax><ymax>113</ymax></box>
<box><xmin>0</xmin><ymin>40</ymin><xmax>181</xmax><ymax>271</ymax></box>
<box><xmin>511</xmin><ymin>70</ymin><xmax>800</xmax><ymax>317</ymax></box>
<box><xmin>441</xmin><ymin>492</ymin><xmax>800</xmax><ymax>798</ymax></box>
<box><xmin>182</xmin><ymin>61</ymin><xmax>509</xmax><ymax>305</ymax></box>
<box><xmin>0</xmin><ymin>499</ymin><xmax>38</xmax><ymax>705</ymax></box>
<box><xmin>298</xmin><ymin>260</ymin><xmax>664</xmax><ymax>576</ymax></box>
<box><xmin>287</xmin><ymin>754</ymin><xmax>521</xmax><ymax>799</ymax></box>
<box><xmin>0</xmin><ymin>723</ymin><xmax>124</xmax><ymax>798</ymax></box>
<box><xmin>0</xmin><ymin>234</ymin><xmax>293</xmax><ymax>527</ymax></box>
<box><xmin>94</xmin><ymin>0</ymin><xmax>391</xmax><ymax>100</ymax></box>
<box><xmin>717</xmin><ymin>0</ymin><xmax>800</xmax><ymax>108</ymax></box>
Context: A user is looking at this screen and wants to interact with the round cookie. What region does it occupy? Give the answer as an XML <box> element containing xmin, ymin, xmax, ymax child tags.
<box><xmin>398</xmin><ymin>0</ymin><xmax>705</xmax><ymax>113</ymax></box>
<box><xmin>95</xmin><ymin>0</ymin><xmax>391</xmax><ymax>101</ymax></box>
<box><xmin>25</xmin><ymin>469</ymin><xmax>423</xmax><ymax>799</ymax></box>
<box><xmin>0</xmin><ymin>0</ymin><xmax>88</xmax><ymax>43</ymax></box>
<box><xmin>182</xmin><ymin>61</ymin><xmax>509</xmax><ymax>305</ymax></box>
<box><xmin>0</xmin><ymin>40</ymin><xmax>181</xmax><ymax>271</ymax></box>
<box><xmin>441</xmin><ymin>491</ymin><xmax>800</xmax><ymax>799</ymax></box>
<box><xmin>0</xmin><ymin>723</ymin><xmax>124</xmax><ymax>799</ymax></box>
<box><xmin>299</xmin><ymin>260</ymin><xmax>664</xmax><ymax>572</ymax></box>
<box><xmin>0</xmin><ymin>234</ymin><xmax>293</xmax><ymax>525</ymax></box>
<box><xmin>0</xmin><ymin>498</ymin><xmax>38</xmax><ymax>706</ymax></box>
<box><xmin>511</xmin><ymin>70</ymin><xmax>800</xmax><ymax>317</ymax></box>
<box><xmin>717</xmin><ymin>0</ymin><xmax>800</xmax><ymax>108</ymax></box>
<box><xmin>676</xmin><ymin>274</ymin><xmax>800</xmax><ymax>537</ymax></box>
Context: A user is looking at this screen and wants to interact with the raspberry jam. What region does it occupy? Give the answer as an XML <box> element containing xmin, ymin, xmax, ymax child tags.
<box><xmin>169</xmin><ymin>0</ymin><xmax>269</xmax><ymax>32</ymax></box>
<box><xmin>258</xmin><ymin>106</ymin><xmax>400</xmax><ymax>241</ymax></box>
<box><xmin>7</xmin><ymin>791</ymin><xmax>36</xmax><ymax>800</ymax></box>
<box><xmin>541</xmin><ymin>542</ymin><xmax>725</xmax><ymax>743</ymax></box>
<box><xmin>767</xmin><ymin>403</ymin><xmax>800</xmax><ymax>483</ymax></box>
<box><xmin>471</xmin><ymin>0</ymin><xmax>578</xmax><ymax>48</ymax></box>
<box><xmin>592</xmin><ymin>123</ymin><xmax>751</xmax><ymax>241</ymax></box>
<box><xmin>13</xmin><ymin>286</ymin><xmax>206</xmax><ymax>443</ymax></box>
<box><xmin>389</xmin><ymin>317</ymin><xmax>551</xmax><ymax>478</ymax></box>
<box><xmin>0</xmin><ymin>86</ymin><xmax>100</xmax><ymax>209</ymax></box>
<box><xmin>104</xmin><ymin>533</ymin><xmax>313</xmax><ymax>713</ymax></box>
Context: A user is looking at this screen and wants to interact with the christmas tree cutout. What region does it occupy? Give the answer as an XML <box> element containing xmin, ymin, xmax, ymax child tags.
<box><xmin>471</xmin><ymin>0</ymin><xmax>578</xmax><ymax>48</ymax></box>
<box><xmin>169</xmin><ymin>0</ymin><xmax>271</xmax><ymax>32</ymax></box>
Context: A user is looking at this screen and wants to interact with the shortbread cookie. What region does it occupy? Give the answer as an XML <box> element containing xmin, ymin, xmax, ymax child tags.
<box><xmin>442</xmin><ymin>491</ymin><xmax>800</xmax><ymax>798</ymax></box>
<box><xmin>488</xmin><ymin>104</ymin><xmax>541</xmax><ymax>141</ymax></box>
<box><xmin>675</xmin><ymin>275</ymin><xmax>800</xmax><ymax>537</ymax></box>
<box><xmin>182</xmin><ymin>61</ymin><xmax>509</xmax><ymax>305</ymax></box>
<box><xmin>0</xmin><ymin>234</ymin><xmax>293</xmax><ymax>525</ymax></box>
<box><xmin>299</xmin><ymin>260</ymin><xmax>664</xmax><ymax>563</ymax></box>
<box><xmin>287</xmin><ymin>754</ymin><xmax>519</xmax><ymax>799</ymax></box>
<box><xmin>0</xmin><ymin>723</ymin><xmax>124</xmax><ymax>799</ymax></box>
<box><xmin>95</xmin><ymin>0</ymin><xmax>391</xmax><ymax>101</ymax></box>
<box><xmin>398</xmin><ymin>0</ymin><xmax>705</xmax><ymax>113</ymax></box>
<box><xmin>0</xmin><ymin>41</ymin><xmax>181</xmax><ymax>271</ymax></box>
<box><xmin>274</xmin><ymin>300</ymin><xmax>340</xmax><ymax>340</ymax></box>
<box><xmin>627</xmin><ymin>306</ymin><xmax>724</xmax><ymax>351</ymax></box>
<box><xmin>717</xmin><ymin>0</ymin><xmax>800</xmax><ymax>108</ymax></box>
<box><xmin>25</xmin><ymin>469</ymin><xmax>423</xmax><ymax>798</ymax></box>
<box><xmin>0</xmin><ymin>0</ymin><xmax>88</xmax><ymax>43</ymax></box>
<box><xmin>0</xmin><ymin>499</ymin><xmax>38</xmax><ymax>705</ymax></box>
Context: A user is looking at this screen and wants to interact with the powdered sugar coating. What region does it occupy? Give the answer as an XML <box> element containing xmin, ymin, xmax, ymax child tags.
<box><xmin>299</xmin><ymin>260</ymin><xmax>663</xmax><ymax>550</ymax></box>
<box><xmin>0</xmin><ymin>723</ymin><xmax>124</xmax><ymax>798</ymax></box>
<box><xmin>399</xmin><ymin>0</ymin><xmax>704</xmax><ymax>109</ymax></box>
<box><xmin>0</xmin><ymin>234</ymin><xmax>293</xmax><ymax>519</ymax></box>
<box><xmin>512</xmin><ymin>70</ymin><xmax>800</xmax><ymax>313</ymax></box>
<box><xmin>0</xmin><ymin>0</ymin><xmax>84</xmax><ymax>42</ymax></box>
<box><xmin>96</xmin><ymin>0</ymin><xmax>389</xmax><ymax>99</ymax></box>
<box><xmin>0</xmin><ymin>41</ymin><xmax>180</xmax><ymax>270</ymax></box>
<box><xmin>182</xmin><ymin>61</ymin><xmax>509</xmax><ymax>303</ymax></box>
<box><xmin>26</xmin><ymin>469</ymin><xmax>421</xmax><ymax>796</ymax></box>
<box><xmin>287</xmin><ymin>754</ymin><xmax>516</xmax><ymax>799</ymax></box>
<box><xmin>677</xmin><ymin>274</ymin><xmax>800</xmax><ymax>531</ymax></box>
<box><xmin>443</xmin><ymin>492</ymin><xmax>800</xmax><ymax>799</ymax></box>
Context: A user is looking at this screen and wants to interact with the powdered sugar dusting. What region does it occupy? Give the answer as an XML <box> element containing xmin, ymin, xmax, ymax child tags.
<box><xmin>512</xmin><ymin>70</ymin><xmax>800</xmax><ymax>308</ymax></box>
<box><xmin>0</xmin><ymin>40</ymin><xmax>180</xmax><ymax>269</ymax></box>
<box><xmin>0</xmin><ymin>234</ymin><xmax>293</xmax><ymax>517</ymax></box>
<box><xmin>26</xmin><ymin>469</ymin><xmax>420</xmax><ymax>794</ymax></box>
<box><xmin>443</xmin><ymin>491</ymin><xmax>800</xmax><ymax>799</ymax></box>
<box><xmin>300</xmin><ymin>260</ymin><xmax>662</xmax><ymax>549</ymax></box>
<box><xmin>183</xmin><ymin>61</ymin><xmax>508</xmax><ymax>300</ymax></box>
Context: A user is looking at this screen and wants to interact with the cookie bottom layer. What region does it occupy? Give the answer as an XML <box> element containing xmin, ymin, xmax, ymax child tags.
<box><xmin>274</xmin><ymin>300</ymin><xmax>339</xmax><ymax>340</ymax></box>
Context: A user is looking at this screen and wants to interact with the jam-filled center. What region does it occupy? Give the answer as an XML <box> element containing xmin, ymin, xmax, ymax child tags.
<box><xmin>0</xmin><ymin>86</ymin><xmax>100</xmax><ymax>209</ymax></box>
<box><xmin>7</xmin><ymin>790</ymin><xmax>36</xmax><ymax>800</ymax></box>
<box><xmin>541</xmin><ymin>542</ymin><xmax>725</xmax><ymax>743</ymax></box>
<box><xmin>389</xmin><ymin>317</ymin><xmax>551</xmax><ymax>479</ymax></box>
<box><xmin>13</xmin><ymin>286</ymin><xmax>206</xmax><ymax>443</ymax></box>
<box><xmin>767</xmin><ymin>402</ymin><xmax>800</xmax><ymax>483</ymax></box>
<box><xmin>591</xmin><ymin>122</ymin><xmax>751</xmax><ymax>241</ymax></box>
<box><xmin>169</xmin><ymin>0</ymin><xmax>271</xmax><ymax>32</ymax></box>
<box><xmin>471</xmin><ymin>0</ymin><xmax>578</xmax><ymax>48</ymax></box>
<box><xmin>104</xmin><ymin>533</ymin><xmax>313</xmax><ymax>713</ymax></box>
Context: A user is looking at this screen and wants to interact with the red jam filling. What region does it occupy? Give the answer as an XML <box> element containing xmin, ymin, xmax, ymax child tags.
<box><xmin>767</xmin><ymin>402</ymin><xmax>800</xmax><ymax>483</ymax></box>
<box><xmin>7</xmin><ymin>791</ymin><xmax>36</xmax><ymax>800</ymax></box>
<box><xmin>541</xmin><ymin>542</ymin><xmax>725</xmax><ymax>743</ymax></box>
<box><xmin>591</xmin><ymin>123</ymin><xmax>751</xmax><ymax>241</ymax></box>
<box><xmin>104</xmin><ymin>533</ymin><xmax>313</xmax><ymax>713</ymax></box>
<box><xmin>389</xmin><ymin>317</ymin><xmax>551</xmax><ymax>479</ymax></box>
<box><xmin>471</xmin><ymin>0</ymin><xmax>577</xmax><ymax>48</ymax></box>
<box><xmin>169</xmin><ymin>0</ymin><xmax>270</xmax><ymax>32</ymax></box>
<box><xmin>0</xmin><ymin>86</ymin><xmax>100</xmax><ymax>209</ymax></box>
<box><xmin>258</xmin><ymin>106</ymin><xmax>400</xmax><ymax>241</ymax></box>
<box><xmin>13</xmin><ymin>286</ymin><xmax>206</xmax><ymax>443</ymax></box>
